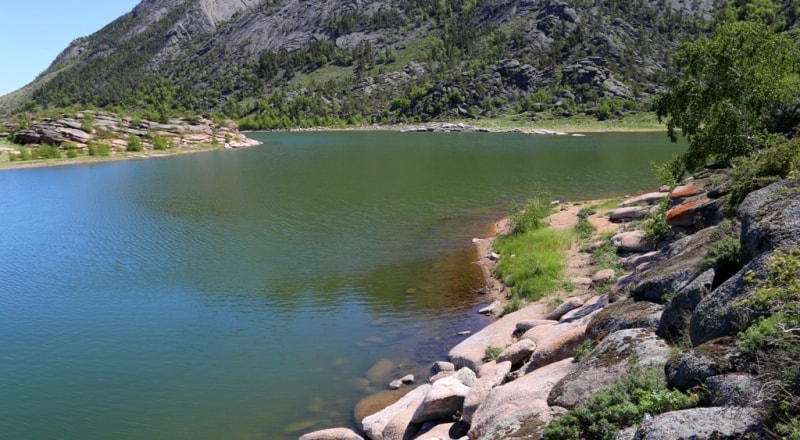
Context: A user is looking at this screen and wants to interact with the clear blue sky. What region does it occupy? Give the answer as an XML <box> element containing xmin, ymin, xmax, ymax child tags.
<box><xmin>0</xmin><ymin>1</ymin><xmax>140</xmax><ymax>96</ymax></box>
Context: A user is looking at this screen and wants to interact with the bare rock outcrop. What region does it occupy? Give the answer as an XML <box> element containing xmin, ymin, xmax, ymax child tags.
<box><xmin>448</xmin><ymin>303</ymin><xmax>549</xmax><ymax>372</ymax></box>
<box><xmin>299</xmin><ymin>427</ymin><xmax>364</xmax><ymax>440</ymax></box>
<box><xmin>468</xmin><ymin>358</ymin><xmax>576</xmax><ymax>440</ymax></box>
<box><xmin>411</xmin><ymin>368</ymin><xmax>476</xmax><ymax>424</ymax></box>
<box><xmin>619</xmin><ymin>406</ymin><xmax>763</xmax><ymax>439</ymax></box>
<box><xmin>462</xmin><ymin>361</ymin><xmax>512</xmax><ymax>424</ymax></box>
<box><xmin>362</xmin><ymin>385</ymin><xmax>431</xmax><ymax>440</ymax></box>
<box><xmin>548</xmin><ymin>328</ymin><xmax>670</xmax><ymax>409</ymax></box>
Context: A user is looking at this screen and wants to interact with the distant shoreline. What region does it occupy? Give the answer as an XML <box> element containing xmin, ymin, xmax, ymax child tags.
<box><xmin>1</xmin><ymin>120</ymin><xmax>668</xmax><ymax>171</ymax></box>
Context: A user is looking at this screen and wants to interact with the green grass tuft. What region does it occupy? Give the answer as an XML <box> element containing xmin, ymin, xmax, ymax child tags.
<box><xmin>493</xmin><ymin>227</ymin><xmax>573</xmax><ymax>302</ymax></box>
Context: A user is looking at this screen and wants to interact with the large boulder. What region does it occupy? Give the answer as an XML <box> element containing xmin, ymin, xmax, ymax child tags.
<box><xmin>705</xmin><ymin>374</ymin><xmax>762</xmax><ymax>407</ymax></box>
<box><xmin>468</xmin><ymin>358</ymin><xmax>575</xmax><ymax>440</ymax></box>
<box><xmin>621</xmin><ymin>192</ymin><xmax>669</xmax><ymax>207</ymax></box>
<box><xmin>462</xmin><ymin>361</ymin><xmax>512</xmax><ymax>424</ymax></box>
<box><xmin>449</xmin><ymin>304</ymin><xmax>549</xmax><ymax>371</ymax></box>
<box><xmin>496</xmin><ymin>339</ymin><xmax>536</xmax><ymax>366</ymax></box>
<box><xmin>608</xmin><ymin>206</ymin><xmax>652</xmax><ymax>222</ymax></box>
<box><xmin>670</xmin><ymin>182</ymin><xmax>705</xmax><ymax>199</ymax></box>
<box><xmin>739</xmin><ymin>179</ymin><xmax>800</xmax><ymax>262</ymax></box>
<box><xmin>361</xmin><ymin>384</ymin><xmax>431</xmax><ymax>440</ymax></box>
<box><xmin>299</xmin><ymin>428</ymin><xmax>364</xmax><ymax>440</ymax></box>
<box><xmin>521</xmin><ymin>320</ymin><xmax>588</xmax><ymax>369</ymax></box>
<box><xmin>632</xmin><ymin>226</ymin><xmax>719</xmax><ymax>303</ymax></box>
<box><xmin>586</xmin><ymin>296</ymin><xmax>664</xmax><ymax>342</ymax></box>
<box><xmin>611</xmin><ymin>230</ymin><xmax>655</xmax><ymax>252</ymax></box>
<box><xmin>545</xmin><ymin>297</ymin><xmax>584</xmax><ymax>321</ymax></box>
<box><xmin>689</xmin><ymin>254</ymin><xmax>770</xmax><ymax>346</ymax></box>
<box><xmin>414</xmin><ymin>421</ymin><xmax>469</xmax><ymax>440</ymax></box>
<box><xmin>411</xmin><ymin>368</ymin><xmax>476</xmax><ymax>424</ymax></box>
<box><xmin>665</xmin><ymin>337</ymin><xmax>743</xmax><ymax>391</ymax></box>
<box><xmin>657</xmin><ymin>269</ymin><xmax>715</xmax><ymax>343</ymax></box>
<box><xmin>624</xmin><ymin>406</ymin><xmax>763</xmax><ymax>439</ymax></box>
<box><xmin>547</xmin><ymin>328</ymin><xmax>670</xmax><ymax>409</ymax></box>
<box><xmin>559</xmin><ymin>294</ymin><xmax>608</xmax><ymax>323</ymax></box>
<box><xmin>665</xmin><ymin>197</ymin><xmax>723</xmax><ymax>228</ymax></box>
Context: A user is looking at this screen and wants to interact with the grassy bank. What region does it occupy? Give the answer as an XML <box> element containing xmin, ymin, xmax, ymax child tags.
<box><xmin>492</xmin><ymin>227</ymin><xmax>573</xmax><ymax>304</ymax></box>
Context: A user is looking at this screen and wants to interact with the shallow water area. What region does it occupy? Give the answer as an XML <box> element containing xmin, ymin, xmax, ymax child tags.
<box><xmin>0</xmin><ymin>131</ymin><xmax>682</xmax><ymax>439</ymax></box>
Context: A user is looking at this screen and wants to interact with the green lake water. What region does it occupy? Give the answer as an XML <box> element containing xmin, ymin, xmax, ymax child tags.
<box><xmin>0</xmin><ymin>131</ymin><xmax>682</xmax><ymax>439</ymax></box>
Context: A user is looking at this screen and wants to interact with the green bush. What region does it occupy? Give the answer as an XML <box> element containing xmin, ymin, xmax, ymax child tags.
<box><xmin>543</xmin><ymin>367</ymin><xmax>699</xmax><ymax>440</ymax></box>
<box><xmin>642</xmin><ymin>196</ymin><xmax>670</xmax><ymax>242</ymax></box>
<box><xmin>152</xmin><ymin>135</ymin><xmax>168</xmax><ymax>151</ymax></box>
<box><xmin>126</xmin><ymin>134</ymin><xmax>143</xmax><ymax>152</ymax></box>
<box><xmin>510</xmin><ymin>187</ymin><xmax>553</xmax><ymax>234</ymax></box>
<box><xmin>738</xmin><ymin>249</ymin><xmax>800</xmax><ymax>432</ymax></box>
<box><xmin>33</xmin><ymin>144</ymin><xmax>61</xmax><ymax>159</ymax></box>
<box><xmin>699</xmin><ymin>220</ymin><xmax>741</xmax><ymax>273</ymax></box>
<box><xmin>66</xmin><ymin>149</ymin><xmax>79</xmax><ymax>158</ymax></box>
<box><xmin>727</xmin><ymin>138</ymin><xmax>800</xmax><ymax>209</ymax></box>
<box><xmin>577</xmin><ymin>206</ymin><xmax>597</xmax><ymax>219</ymax></box>
<box><xmin>573</xmin><ymin>340</ymin><xmax>595</xmax><ymax>362</ymax></box>
<box><xmin>80</xmin><ymin>114</ymin><xmax>94</xmax><ymax>133</ymax></box>
<box><xmin>87</xmin><ymin>141</ymin><xmax>110</xmax><ymax>157</ymax></box>
<box><xmin>574</xmin><ymin>217</ymin><xmax>596</xmax><ymax>239</ymax></box>
<box><xmin>484</xmin><ymin>345</ymin><xmax>504</xmax><ymax>362</ymax></box>
<box><xmin>591</xmin><ymin>235</ymin><xmax>623</xmax><ymax>273</ymax></box>
<box><xmin>650</xmin><ymin>153</ymin><xmax>685</xmax><ymax>188</ymax></box>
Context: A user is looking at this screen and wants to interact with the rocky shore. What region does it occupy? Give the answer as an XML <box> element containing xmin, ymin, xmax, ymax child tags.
<box><xmin>0</xmin><ymin>111</ymin><xmax>260</xmax><ymax>169</ymax></box>
<box><xmin>299</xmin><ymin>169</ymin><xmax>798</xmax><ymax>440</ymax></box>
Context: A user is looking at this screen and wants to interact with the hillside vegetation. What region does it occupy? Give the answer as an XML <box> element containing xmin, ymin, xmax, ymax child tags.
<box><xmin>0</xmin><ymin>0</ymin><xmax>718</xmax><ymax>127</ymax></box>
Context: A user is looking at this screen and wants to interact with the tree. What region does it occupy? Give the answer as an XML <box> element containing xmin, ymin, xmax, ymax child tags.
<box><xmin>655</xmin><ymin>21</ymin><xmax>800</xmax><ymax>170</ymax></box>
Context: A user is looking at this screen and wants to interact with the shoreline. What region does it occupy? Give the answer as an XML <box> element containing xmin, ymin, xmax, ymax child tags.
<box><xmin>471</xmin><ymin>198</ymin><xmax>621</xmax><ymax>310</ymax></box>
<box><xmin>0</xmin><ymin>143</ymin><xmax>248</xmax><ymax>172</ymax></box>
<box><xmin>250</xmin><ymin>121</ymin><xmax>666</xmax><ymax>135</ymax></box>
<box><xmin>0</xmin><ymin>119</ymin><xmax>666</xmax><ymax>172</ymax></box>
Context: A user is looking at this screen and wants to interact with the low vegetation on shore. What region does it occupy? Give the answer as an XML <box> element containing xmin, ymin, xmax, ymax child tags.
<box><xmin>0</xmin><ymin>109</ymin><xmax>259</xmax><ymax>170</ymax></box>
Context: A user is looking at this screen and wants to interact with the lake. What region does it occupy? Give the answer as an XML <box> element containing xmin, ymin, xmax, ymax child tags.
<box><xmin>0</xmin><ymin>131</ymin><xmax>682</xmax><ymax>439</ymax></box>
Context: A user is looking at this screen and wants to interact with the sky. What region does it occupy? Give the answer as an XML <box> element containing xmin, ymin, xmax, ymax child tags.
<box><xmin>0</xmin><ymin>0</ymin><xmax>140</xmax><ymax>96</ymax></box>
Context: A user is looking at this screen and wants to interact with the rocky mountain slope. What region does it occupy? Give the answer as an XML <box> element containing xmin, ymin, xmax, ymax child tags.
<box><xmin>0</xmin><ymin>0</ymin><xmax>718</xmax><ymax>124</ymax></box>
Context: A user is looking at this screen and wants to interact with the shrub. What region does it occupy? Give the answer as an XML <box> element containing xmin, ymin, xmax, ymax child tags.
<box><xmin>501</xmin><ymin>297</ymin><xmax>526</xmax><ymax>316</ymax></box>
<box><xmin>484</xmin><ymin>345</ymin><xmax>504</xmax><ymax>362</ymax></box>
<box><xmin>66</xmin><ymin>150</ymin><xmax>78</xmax><ymax>158</ymax></box>
<box><xmin>543</xmin><ymin>367</ymin><xmax>699</xmax><ymax>440</ymax></box>
<box><xmin>698</xmin><ymin>220</ymin><xmax>741</xmax><ymax>274</ymax></box>
<box><xmin>573</xmin><ymin>340</ymin><xmax>595</xmax><ymax>362</ymax></box>
<box><xmin>577</xmin><ymin>206</ymin><xmax>597</xmax><ymax>219</ymax></box>
<box><xmin>152</xmin><ymin>135</ymin><xmax>168</xmax><ymax>151</ymax></box>
<box><xmin>574</xmin><ymin>217</ymin><xmax>596</xmax><ymax>239</ymax></box>
<box><xmin>650</xmin><ymin>153</ymin><xmax>685</xmax><ymax>188</ymax></box>
<box><xmin>87</xmin><ymin>141</ymin><xmax>110</xmax><ymax>157</ymax></box>
<box><xmin>726</xmin><ymin>138</ymin><xmax>800</xmax><ymax>209</ymax></box>
<box><xmin>126</xmin><ymin>134</ymin><xmax>143</xmax><ymax>152</ymax></box>
<box><xmin>642</xmin><ymin>196</ymin><xmax>670</xmax><ymax>242</ymax></box>
<box><xmin>737</xmin><ymin>249</ymin><xmax>800</xmax><ymax>433</ymax></box>
<box><xmin>510</xmin><ymin>187</ymin><xmax>553</xmax><ymax>234</ymax></box>
<box><xmin>80</xmin><ymin>114</ymin><xmax>94</xmax><ymax>133</ymax></box>
<box><xmin>33</xmin><ymin>144</ymin><xmax>61</xmax><ymax>159</ymax></box>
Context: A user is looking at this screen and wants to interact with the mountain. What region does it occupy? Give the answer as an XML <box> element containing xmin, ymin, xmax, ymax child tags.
<box><xmin>1</xmin><ymin>0</ymin><xmax>718</xmax><ymax>126</ymax></box>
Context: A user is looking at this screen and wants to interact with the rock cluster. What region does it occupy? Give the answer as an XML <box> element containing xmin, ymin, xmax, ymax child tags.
<box><xmin>1</xmin><ymin>111</ymin><xmax>259</xmax><ymax>154</ymax></box>
<box><xmin>302</xmin><ymin>174</ymin><xmax>796</xmax><ymax>440</ymax></box>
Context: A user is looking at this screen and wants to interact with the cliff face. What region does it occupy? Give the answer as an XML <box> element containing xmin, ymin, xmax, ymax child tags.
<box><xmin>1</xmin><ymin>0</ymin><xmax>717</xmax><ymax>121</ymax></box>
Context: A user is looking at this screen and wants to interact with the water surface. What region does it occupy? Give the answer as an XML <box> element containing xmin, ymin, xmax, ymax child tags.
<box><xmin>0</xmin><ymin>131</ymin><xmax>681</xmax><ymax>439</ymax></box>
